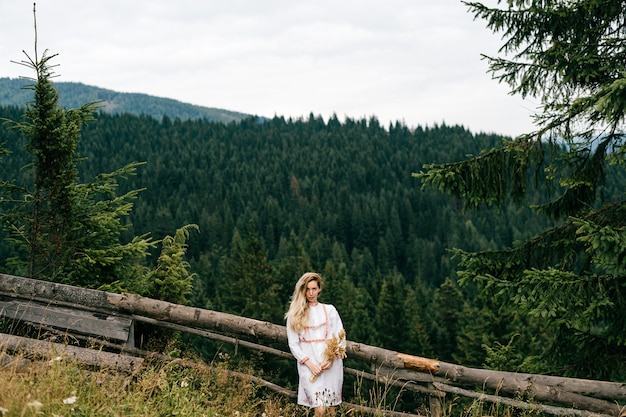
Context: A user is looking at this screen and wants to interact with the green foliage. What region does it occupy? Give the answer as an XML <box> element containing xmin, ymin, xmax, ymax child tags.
<box><xmin>326</xmin><ymin>262</ymin><xmax>378</xmax><ymax>346</ymax></box>
<box><xmin>272</xmin><ymin>230</ymin><xmax>313</xmax><ymax>303</ymax></box>
<box><xmin>1</xmin><ymin>47</ymin><xmax>94</xmax><ymax>279</ymax></box>
<box><xmin>0</xmin><ymin>18</ymin><xmax>196</xmax><ymax>327</ymax></box>
<box><xmin>416</xmin><ymin>139</ymin><xmax>546</xmax><ymax>210</ymax></box>
<box><xmin>54</xmin><ymin>164</ymin><xmax>157</xmax><ymax>287</ymax></box>
<box><xmin>468</xmin><ymin>0</ymin><xmax>626</xmax><ymax>128</ymax></box>
<box><xmin>0</xmin><ymin>102</ymin><xmax>578</xmax><ymax>366</ymax></box>
<box><xmin>217</xmin><ymin>226</ymin><xmax>284</xmax><ymax>323</ymax></box>
<box><xmin>402</xmin><ymin>281</ymin><xmax>433</xmax><ymax>357</ymax></box>
<box><xmin>419</xmin><ymin>0</ymin><xmax>626</xmax><ymax>379</ymax></box>
<box><xmin>0</xmin><ymin>45</ymin><xmax>157</xmax><ymax>287</ymax></box>
<box><xmin>375</xmin><ymin>272</ymin><xmax>409</xmax><ymax>349</ymax></box>
<box><xmin>482</xmin><ymin>335</ymin><xmax>523</xmax><ymax>372</ymax></box>
<box><xmin>430</xmin><ymin>278</ymin><xmax>465</xmax><ymax>362</ymax></box>
<box><xmin>143</xmin><ymin>224</ymin><xmax>198</xmax><ymax>304</ymax></box>
<box><xmin>4</xmin><ymin>10</ymin><xmax>624</xmax><ymax>372</ymax></box>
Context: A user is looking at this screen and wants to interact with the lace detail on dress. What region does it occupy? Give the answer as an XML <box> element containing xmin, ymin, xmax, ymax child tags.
<box><xmin>300</xmin><ymin>304</ymin><xmax>329</xmax><ymax>343</ymax></box>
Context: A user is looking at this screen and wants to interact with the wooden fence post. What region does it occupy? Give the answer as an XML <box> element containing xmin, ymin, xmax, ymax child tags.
<box><xmin>428</xmin><ymin>383</ymin><xmax>442</xmax><ymax>417</ymax></box>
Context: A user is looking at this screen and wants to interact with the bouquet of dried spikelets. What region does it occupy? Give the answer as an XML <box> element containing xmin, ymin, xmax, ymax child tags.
<box><xmin>309</xmin><ymin>329</ymin><xmax>346</xmax><ymax>382</ymax></box>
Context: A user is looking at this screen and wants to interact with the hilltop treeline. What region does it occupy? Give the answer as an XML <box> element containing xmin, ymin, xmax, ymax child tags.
<box><xmin>0</xmin><ymin>78</ymin><xmax>251</xmax><ymax>123</ymax></box>
<box><xmin>0</xmin><ymin>106</ymin><xmax>553</xmax><ymax>367</ymax></box>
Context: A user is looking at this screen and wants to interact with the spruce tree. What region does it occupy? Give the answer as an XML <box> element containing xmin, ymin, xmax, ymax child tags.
<box><xmin>1</xmin><ymin>7</ymin><xmax>193</xmax><ymax>302</ymax></box>
<box><xmin>375</xmin><ymin>271</ymin><xmax>408</xmax><ymax>350</ymax></box>
<box><xmin>142</xmin><ymin>224</ymin><xmax>198</xmax><ymax>304</ymax></box>
<box><xmin>3</xmin><ymin>41</ymin><xmax>98</xmax><ymax>280</ymax></box>
<box><xmin>1</xmin><ymin>28</ymin><xmax>154</xmax><ymax>285</ymax></box>
<box><xmin>430</xmin><ymin>278</ymin><xmax>464</xmax><ymax>362</ymax></box>
<box><xmin>217</xmin><ymin>227</ymin><xmax>283</xmax><ymax>323</ymax></box>
<box><xmin>417</xmin><ymin>0</ymin><xmax>626</xmax><ymax>379</ymax></box>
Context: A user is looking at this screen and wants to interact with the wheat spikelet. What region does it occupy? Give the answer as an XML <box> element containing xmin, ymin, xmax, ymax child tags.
<box><xmin>309</xmin><ymin>329</ymin><xmax>346</xmax><ymax>382</ymax></box>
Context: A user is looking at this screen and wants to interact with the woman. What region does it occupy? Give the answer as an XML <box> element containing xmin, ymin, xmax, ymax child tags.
<box><xmin>285</xmin><ymin>272</ymin><xmax>345</xmax><ymax>417</ymax></box>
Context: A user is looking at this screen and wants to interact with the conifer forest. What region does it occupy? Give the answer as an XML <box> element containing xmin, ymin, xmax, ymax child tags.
<box><xmin>2</xmin><ymin>97</ymin><xmax>623</xmax><ymax>381</ymax></box>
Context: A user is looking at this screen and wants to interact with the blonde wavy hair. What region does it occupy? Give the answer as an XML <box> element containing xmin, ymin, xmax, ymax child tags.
<box><xmin>285</xmin><ymin>272</ymin><xmax>323</xmax><ymax>333</ymax></box>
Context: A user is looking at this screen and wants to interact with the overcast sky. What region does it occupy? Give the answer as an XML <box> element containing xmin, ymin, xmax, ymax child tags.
<box><xmin>1</xmin><ymin>0</ymin><xmax>538</xmax><ymax>137</ymax></box>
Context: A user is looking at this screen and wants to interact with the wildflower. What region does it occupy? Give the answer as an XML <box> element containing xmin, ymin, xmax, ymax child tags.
<box><xmin>27</xmin><ymin>400</ymin><xmax>43</xmax><ymax>410</ymax></box>
<box><xmin>48</xmin><ymin>356</ymin><xmax>63</xmax><ymax>365</ymax></box>
<box><xmin>62</xmin><ymin>396</ymin><xmax>77</xmax><ymax>404</ymax></box>
<box><xmin>180</xmin><ymin>379</ymin><xmax>189</xmax><ymax>387</ymax></box>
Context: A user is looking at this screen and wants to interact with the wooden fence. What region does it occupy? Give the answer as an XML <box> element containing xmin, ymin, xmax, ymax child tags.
<box><xmin>0</xmin><ymin>273</ymin><xmax>624</xmax><ymax>417</ymax></box>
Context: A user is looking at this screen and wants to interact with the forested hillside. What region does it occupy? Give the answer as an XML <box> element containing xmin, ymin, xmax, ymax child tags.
<box><xmin>0</xmin><ymin>104</ymin><xmax>560</xmax><ymax>369</ymax></box>
<box><xmin>0</xmin><ymin>77</ymin><xmax>252</xmax><ymax>123</ymax></box>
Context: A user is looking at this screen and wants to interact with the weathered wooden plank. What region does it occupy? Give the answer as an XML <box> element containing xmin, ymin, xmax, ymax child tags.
<box><xmin>0</xmin><ymin>299</ymin><xmax>132</xmax><ymax>342</ymax></box>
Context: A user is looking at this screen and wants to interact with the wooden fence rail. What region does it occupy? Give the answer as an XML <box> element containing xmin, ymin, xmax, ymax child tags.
<box><xmin>0</xmin><ymin>273</ymin><xmax>624</xmax><ymax>417</ymax></box>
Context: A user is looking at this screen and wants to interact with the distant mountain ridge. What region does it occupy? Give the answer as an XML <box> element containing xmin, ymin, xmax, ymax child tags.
<box><xmin>0</xmin><ymin>77</ymin><xmax>256</xmax><ymax>124</ymax></box>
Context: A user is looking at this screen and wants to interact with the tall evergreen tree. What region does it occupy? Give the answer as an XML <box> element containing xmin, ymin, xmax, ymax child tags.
<box><xmin>0</xmin><ymin>22</ymin><xmax>155</xmax><ymax>286</ymax></box>
<box><xmin>273</xmin><ymin>230</ymin><xmax>312</xmax><ymax>303</ymax></box>
<box><xmin>3</xmin><ymin>43</ymin><xmax>94</xmax><ymax>279</ymax></box>
<box><xmin>375</xmin><ymin>271</ymin><xmax>408</xmax><ymax>350</ymax></box>
<box><xmin>217</xmin><ymin>227</ymin><xmax>283</xmax><ymax>323</ymax></box>
<box><xmin>0</xmin><ymin>9</ymin><xmax>195</xmax><ymax>309</ymax></box>
<box><xmin>417</xmin><ymin>0</ymin><xmax>626</xmax><ymax>379</ymax></box>
<box><xmin>402</xmin><ymin>282</ymin><xmax>433</xmax><ymax>357</ymax></box>
<box><xmin>324</xmin><ymin>260</ymin><xmax>377</xmax><ymax>346</ymax></box>
<box><xmin>430</xmin><ymin>277</ymin><xmax>465</xmax><ymax>362</ymax></box>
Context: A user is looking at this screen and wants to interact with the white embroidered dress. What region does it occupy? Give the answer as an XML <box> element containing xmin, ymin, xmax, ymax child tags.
<box><xmin>286</xmin><ymin>303</ymin><xmax>345</xmax><ymax>408</ymax></box>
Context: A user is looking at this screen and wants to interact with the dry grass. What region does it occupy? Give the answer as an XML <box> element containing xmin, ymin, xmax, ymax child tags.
<box><xmin>0</xmin><ymin>344</ymin><xmax>532</xmax><ymax>417</ymax></box>
<box><xmin>0</xmin><ymin>348</ymin><xmax>304</xmax><ymax>417</ymax></box>
<box><xmin>0</xmin><ymin>346</ymin><xmax>420</xmax><ymax>417</ymax></box>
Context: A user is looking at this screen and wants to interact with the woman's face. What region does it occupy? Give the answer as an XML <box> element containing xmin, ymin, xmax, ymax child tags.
<box><xmin>305</xmin><ymin>279</ymin><xmax>320</xmax><ymax>305</ymax></box>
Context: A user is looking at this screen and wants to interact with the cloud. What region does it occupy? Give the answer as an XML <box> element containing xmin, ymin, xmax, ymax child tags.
<box><xmin>0</xmin><ymin>0</ymin><xmax>537</xmax><ymax>136</ymax></box>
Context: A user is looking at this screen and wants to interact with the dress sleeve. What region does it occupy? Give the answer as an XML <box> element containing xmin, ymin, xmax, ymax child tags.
<box><xmin>286</xmin><ymin>317</ymin><xmax>309</xmax><ymax>363</ymax></box>
<box><xmin>327</xmin><ymin>304</ymin><xmax>345</xmax><ymax>338</ymax></box>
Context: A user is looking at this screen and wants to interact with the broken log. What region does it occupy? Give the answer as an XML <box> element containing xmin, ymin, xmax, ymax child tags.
<box><xmin>0</xmin><ymin>333</ymin><xmax>143</xmax><ymax>373</ymax></box>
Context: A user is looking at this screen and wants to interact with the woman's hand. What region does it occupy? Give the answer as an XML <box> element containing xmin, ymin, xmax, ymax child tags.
<box><xmin>320</xmin><ymin>360</ymin><xmax>333</xmax><ymax>371</ymax></box>
<box><xmin>305</xmin><ymin>359</ymin><xmax>322</xmax><ymax>376</ymax></box>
